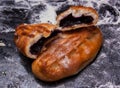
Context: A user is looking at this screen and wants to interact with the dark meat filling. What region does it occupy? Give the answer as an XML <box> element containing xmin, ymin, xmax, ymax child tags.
<box><xmin>30</xmin><ymin>37</ymin><xmax>46</xmax><ymax>55</ymax></box>
<box><xmin>30</xmin><ymin>30</ymin><xmax>60</xmax><ymax>55</ymax></box>
<box><xmin>60</xmin><ymin>14</ymin><xmax>94</xmax><ymax>27</ymax></box>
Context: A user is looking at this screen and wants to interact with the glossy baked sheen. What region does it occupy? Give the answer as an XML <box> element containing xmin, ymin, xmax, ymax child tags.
<box><xmin>32</xmin><ymin>26</ymin><xmax>103</xmax><ymax>81</ymax></box>
<box><xmin>14</xmin><ymin>23</ymin><xmax>56</xmax><ymax>59</ymax></box>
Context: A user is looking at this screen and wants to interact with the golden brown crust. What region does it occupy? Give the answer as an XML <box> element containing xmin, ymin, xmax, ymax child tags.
<box><xmin>14</xmin><ymin>6</ymin><xmax>102</xmax><ymax>82</ymax></box>
<box><xmin>32</xmin><ymin>26</ymin><xmax>103</xmax><ymax>81</ymax></box>
<box><xmin>56</xmin><ymin>6</ymin><xmax>99</xmax><ymax>31</ymax></box>
<box><xmin>14</xmin><ymin>23</ymin><xmax>56</xmax><ymax>59</ymax></box>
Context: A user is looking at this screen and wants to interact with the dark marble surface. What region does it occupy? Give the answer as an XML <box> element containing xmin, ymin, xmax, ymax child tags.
<box><xmin>0</xmin><ymin>0</ymin><xmax>120</xmax><ymax>88</ymax></box>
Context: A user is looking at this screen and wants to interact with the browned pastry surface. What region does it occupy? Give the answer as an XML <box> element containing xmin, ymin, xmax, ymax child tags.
<box><xmin>14</xmin><ymin>6</ymin><xmax>103</xmax><ymax>82</ymax></box>
<box><xmin>14</xmin><ymin>23</ymin><xmax>56</xmax><ymax>59</ymax></box>
<box><xmin>32</xmin><ymin>26</ymin><xmax>103</xmax><ymax>81</ymax></box>
<box><xmin>56</xmin><ymin>6</ymin><xmax>99</xmax><ymax>31</ymax></box>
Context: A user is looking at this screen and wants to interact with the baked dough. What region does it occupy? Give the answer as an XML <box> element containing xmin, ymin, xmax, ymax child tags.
<box><xmin>56</xmin><ymin>6</ymin><xmax>98</xmax><ymax>31</ymax></box>
<box><xmin>32</xmin><ymin>26</ymin><xmax>103</xmax><ymax>81</ymax></box>
<box><xmin>14</xmin><ymin>23</ymin><xmax>56</xmax><ymax>59</ymax></box>
<box><xmin>14</xmin><ymin>6</ymin><xmax>103</xmax><ymax>82</ymax></box>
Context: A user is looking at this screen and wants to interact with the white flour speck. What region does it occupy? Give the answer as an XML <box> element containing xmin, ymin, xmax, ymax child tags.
<box><xmin>96</xmin><ymin>82</ymin><xmax>120</xmax><ymax>88</ymax></box>
<box><xmin>60</xmin><ymin>56</ymin><xmax>70</xmax><ymax>68</ymax></box>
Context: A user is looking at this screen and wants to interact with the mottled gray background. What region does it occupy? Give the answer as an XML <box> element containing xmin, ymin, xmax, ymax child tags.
<box><xmin>0</xmin><ymin>0</ymin><xmax>120</xmax><ymax>88</ymax></box>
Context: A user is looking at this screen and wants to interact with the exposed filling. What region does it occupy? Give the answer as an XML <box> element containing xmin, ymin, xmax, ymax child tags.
<box><xmin>60</xmin><ymin>14</ymin><xmax>94</xmax><ymax>27</ymax></box>
<box><xmin>30</xmin><ymin>30</ymin><xmax>60</xmax><ymax>55</ymax></box>
<box><xmin>30</xmin><ymin>37</ymin><xmax>46</xmax><ymax>55</ymax></box>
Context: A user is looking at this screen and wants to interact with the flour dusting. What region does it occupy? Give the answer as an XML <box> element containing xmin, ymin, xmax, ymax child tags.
<box><xmin>38</xmin><ymin>4</ymin><xmax>57</xmax><ymax>24</ymax></box>
<box><xmin>0</xmin><ymin>0</ymin><xmax>119</xmax><ymax>33</ymax></box>
<box><xmin>96</xmin><ymin>82</ymin><xmax>120</xmax><ymax>88</ymax></box>
<box><xmin>27</xmin><ymin>1</ymin><xmax>57</xmax><ymax>24</ymax></box>
<box><xmin>0</xmin><ymin>0</ymin><xmax>120</xmax><ymax>88</ymax></box>
<box><xmin>0</xmin><ymin>42</ymin><xmax>6</xmax><ymax>46</ymax></box>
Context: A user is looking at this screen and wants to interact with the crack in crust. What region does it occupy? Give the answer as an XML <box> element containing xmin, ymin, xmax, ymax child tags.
<box><xmin>14</xmin><ymin>6</ymin><xmax>102</xmax><ymax>82</ymax></box>
<box><xmin>32</xmin><ymin>26</ymin><xmax>103</xmax><ymax>81</ymax></box>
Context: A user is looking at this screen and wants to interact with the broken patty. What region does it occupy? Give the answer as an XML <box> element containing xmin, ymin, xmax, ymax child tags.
<box><xmin>14</xmin><ymin>23</ymin><xmax>56</xmax><ymax>59</ymax></box>
<box><xmin>57</xmin><ymin>6</ymin><xmax>98</xmax><ymax>31</ymax></box>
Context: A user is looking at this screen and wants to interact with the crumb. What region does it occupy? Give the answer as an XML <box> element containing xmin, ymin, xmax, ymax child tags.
<box><xmin>0</xmin><ymin>42</ymin><xmax>6</xmax><ymax>46</ymax></box>
<box><xmin>2</xmin><ymin>71</ymin><xmax>6</xmax><ymax>76</ymax></box>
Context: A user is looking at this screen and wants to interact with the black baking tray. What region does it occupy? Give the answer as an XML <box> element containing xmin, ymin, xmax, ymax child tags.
<box><xmin>0</xmin><ymin>0</ymin><xmax>120</xmax><ymax>88</ymax></box>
